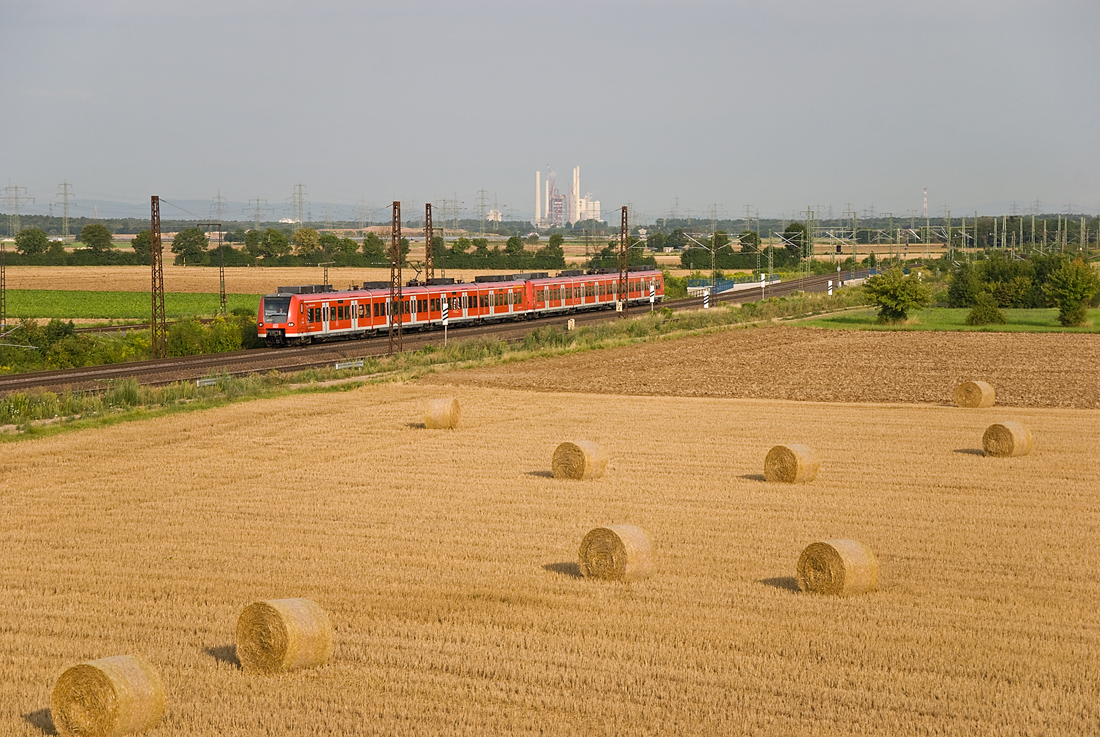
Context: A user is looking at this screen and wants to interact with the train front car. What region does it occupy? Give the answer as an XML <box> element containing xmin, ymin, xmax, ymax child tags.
<box><xmin>257</xmin><ymin>293</ymin><xmax>295</xmax><ymax>347</ymax></box>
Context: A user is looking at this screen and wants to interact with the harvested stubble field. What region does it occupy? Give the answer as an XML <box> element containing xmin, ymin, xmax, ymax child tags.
<box><xmin>421</xmin><ymin>325</ymin><xmax>1100</xmax><ymax>408</ymax></box>
<box><xmin>2</xmin><ymin>383</ymin><xmax>1099</xmax><ymax>735</ymax></box>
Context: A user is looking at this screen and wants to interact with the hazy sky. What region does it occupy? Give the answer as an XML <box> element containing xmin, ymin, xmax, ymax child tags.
<box><xmin>3</xmin><ymin>0</ymin><xmax>1098</xmax><ymax>222</ymax></box>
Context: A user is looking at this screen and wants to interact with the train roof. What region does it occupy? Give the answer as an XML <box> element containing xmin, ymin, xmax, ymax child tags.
<box><xmin>264</xmin><ymin>268</ymin><xmax>662</xmax><ymax>299</ymax></box>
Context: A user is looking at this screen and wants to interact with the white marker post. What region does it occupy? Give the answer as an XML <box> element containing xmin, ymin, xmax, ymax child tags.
<box><xmin>760</xmin><ymin>272</ymin><xmax>766</xmax><ymax>300</ymax></box>
<box><xmin>703</xmin><ymin>289</ymin><xmax>710</xmax><ymax>309</ymax></box>
<box><xmin>442</xmin><ymin>299</ymin><xmax>449</xmax><ymax>347</ymax></box>
<box><xmin>828</xmin><ymin>280</ymin><xmax>833</xmax><ymax>296</ymax></box>
<box><xmin>649</xmin><ymin>283</ymin><xmax>655</xmax><ymax>311</ymax></box>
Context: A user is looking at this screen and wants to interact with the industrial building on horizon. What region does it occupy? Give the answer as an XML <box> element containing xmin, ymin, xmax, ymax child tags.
<box><xmin>533</xmin><ymin>166</ymin><xmax>601</xmax><ymax>228</ymax></box>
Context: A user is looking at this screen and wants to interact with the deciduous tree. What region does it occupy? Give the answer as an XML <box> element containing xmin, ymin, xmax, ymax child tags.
<box><xmin>14</xmin><ymin>228</ymin><xmax>49</xmax><ymax>255</ymax></box>
<box><xmin>79</xmin><ymin>223</ymin><xmax>113</xmax><ymax>252</ymax></box>
<box><xmin>131</xmin><ymin>230</ymin><xmax>152</xmax><ymax>261</ymax></box>
<box><xmin>1043</xmin><ymin>258</ymin><xmax>1100</xmax><ymax>327</ymax></box>
<box><xmin>863</xmin><ymin>267</ymin><xmax>932</xmax><ymax>323</ymax></box>
<box><xmin>170</xmin><ymin>227</ymin><xmax>208</xmax><ymax>265</ymax></box>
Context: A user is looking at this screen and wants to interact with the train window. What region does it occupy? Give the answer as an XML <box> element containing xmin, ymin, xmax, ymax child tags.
<box><xmin>307</xmin><ymin>308</ymin><xmax>314</xmax><ymax>322</ymax></box>
<box><xmin>419</xmin><ymin>298</ymin><xmax>427</xmax><ymax>313</ymax></box>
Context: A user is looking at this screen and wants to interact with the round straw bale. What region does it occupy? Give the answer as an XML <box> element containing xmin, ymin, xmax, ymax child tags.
<box><xmin>424</xmin><ymin>398</ymin><xmax>461</xmax><ymax>429</ymax></box>
<box><xmin>577</xmin><ymin>525</ymin><xmax>653</xmax><ymax>581</ymax></box>
<box><xmin>552</xmin><ymin>441</ymin><xmax>607</xmax><ymax>480</ymax></box>
<box><xmin>982</xmin><ymin>421</ymin><xmax>1033</xmax><ymax>457</ymax></box>
<box><xmin>51</xmin><ymin>654</ymin><xmax>165</xmax><ymax>737</ymax></box>
<box><xmin>797</xmin><ymin>539</ymin><xmax>879</xmax><ymax>596</ymax></box>
<box><xmin>954</xmin><ymin>380</ymin><xmax>996</xmax><ymax>408</ymax></box>
<box><xmin>235</xmin><ymin>598</ymin><xmax>333</xmax><ymax>674</ymax></box>
<box><xmin>764</xmin><ymin>444</ymin><xmax>819</xmax><ymax>483</ymax></box>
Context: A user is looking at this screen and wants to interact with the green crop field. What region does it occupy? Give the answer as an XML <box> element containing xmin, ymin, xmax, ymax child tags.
<box><xmin>802</xmin><ymin>306</ymin><xmax>1100</xmax><ymax>332</ymax></box>
<box><xmin>5</xmin><ymin>290</ymin><xmax>261</xmax><ymax>321</ymax></box>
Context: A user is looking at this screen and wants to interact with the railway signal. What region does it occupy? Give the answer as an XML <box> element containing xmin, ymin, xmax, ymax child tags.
<box><xmin>442</xmin><ymin>297</ymin><xmax>449</xmax><ymax>346</ymax></box>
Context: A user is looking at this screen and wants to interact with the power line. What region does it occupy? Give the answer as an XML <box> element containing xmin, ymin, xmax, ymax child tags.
<box><xmin>3</xmin><ymin>185</ymin><xmax>34</xmax><ymax>236</ymax></box>
<box><xmin>210</xmin><ymin>189</ymin><xmax>228</xmax><ymax>222</ymax></box>
<box><xmin>57</xmin><ymin>181</ymin><xmax>73</xmax><ymax>238</ymax></box>
<box><xmin>477</xmin><ymin>188</ymin><xmax>489</xmax><ymax>236</ymax></box>
<box><xmin>289</xmin><ymin>183</ymin><xmax>308</xmax><ymax>226</ymax></box>
<box><xmin>246</xmin><ymin>198</ymin><xmax>269</xmax><ymax>230</ymax></box>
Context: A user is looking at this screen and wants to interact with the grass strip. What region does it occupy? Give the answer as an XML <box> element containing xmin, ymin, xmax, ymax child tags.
<box><xmin>5</xmin><ymin>290</ymin><xmax>261</xmax><ymax>320</ymax></box>
<box><xmin>804</xmin><ymin>307</ymin><xmax>1100</xmax><ymax>332</ymax></box>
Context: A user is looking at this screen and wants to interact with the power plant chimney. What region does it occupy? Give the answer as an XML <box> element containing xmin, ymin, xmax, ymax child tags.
<box><xmin>573</xmin><ymin>166</ymin><xmax>580</xmax><ymax>225</ymax></box>
<box><xmin>535</xmin><ymin>171</ymin><xmax>541</xmax><ymax>225</ymax></box>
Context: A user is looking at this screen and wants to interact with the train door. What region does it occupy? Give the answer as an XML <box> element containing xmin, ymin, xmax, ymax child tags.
<box><xmin>322</xmin><ymin>302</ymin><xmax>330</xmax><ymax>334</ymax></box>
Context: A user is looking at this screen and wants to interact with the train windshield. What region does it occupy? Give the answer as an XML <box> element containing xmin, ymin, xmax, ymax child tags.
<box><xmin>263</xmin><ymin>296</ymin><xmax>291</xmax><ymax>322</ymax></box>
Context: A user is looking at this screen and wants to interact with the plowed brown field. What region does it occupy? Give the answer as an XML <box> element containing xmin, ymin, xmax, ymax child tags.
<box><xmin>419</xmin><ymin>325</ymin><xmax>1100</xmax><ymax>408</ymax></box>
<box><xmin>3</xmin><ymin>382</ymin><xmax>1099</xmax><ymax>735</ymax></box>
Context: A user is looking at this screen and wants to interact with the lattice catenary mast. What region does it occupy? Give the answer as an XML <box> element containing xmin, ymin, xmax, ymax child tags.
<box><xmin>388</xmin><ymin>201</ymin><xmax>403</xmax><ymax>355</ymax></box>
<box><xmin>1</xmin><ymin>237</ymin><xmax>6</xmax><ymax>330</ymax></box>
<box><xmin>424</xmin><ymin>203</ymin><xmax>434</xmax><ymax>283</ymax></box>
<box><xmin>150</xmin><ymin>196</ymin><xmax>167</xmax><ymax>359</ymax></box>
<box><xmin>617</xmin><ymin>206</ymin><xmax>629</xmax><ymax>316</ymax></box>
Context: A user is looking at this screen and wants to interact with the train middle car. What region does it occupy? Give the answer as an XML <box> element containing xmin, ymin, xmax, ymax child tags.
<box><xmin>257</xmin><ymin>268</ymin><xmax>664</xmax><ymax>347</ymax></box>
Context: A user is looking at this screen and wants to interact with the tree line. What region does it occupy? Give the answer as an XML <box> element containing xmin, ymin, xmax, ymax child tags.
<box><xmin>4</xmin><ymin>224</ymin><xmax>568</xmax><ymax>270</ymax></box>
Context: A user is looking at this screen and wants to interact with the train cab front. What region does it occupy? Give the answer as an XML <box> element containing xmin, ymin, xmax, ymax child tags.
<box><xmin>258</xmin><ymin>294</ymin><xmax>293</xmax><ymax>347</ymax></box>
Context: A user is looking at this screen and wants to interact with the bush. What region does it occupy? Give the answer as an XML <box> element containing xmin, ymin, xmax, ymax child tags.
<box><xmin>1043</xmin><ymin>258</ymin><xmax>1100</xmax><ymax>327</ymax></box>
<box><xmin>863</xmin><ymin>267</ymin><xmax>932</xmax><ymax>323</ymax></box>
<box><xmin>965</xmin><ymin>292</ymin><xmax>1006</xmax><ymax>325</ymax></box>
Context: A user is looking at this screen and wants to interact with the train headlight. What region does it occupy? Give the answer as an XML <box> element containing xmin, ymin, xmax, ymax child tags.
<box><xmin>257</xmin><ymin>322</ymin><xmax>264</xmax><ymax>327</ymax></box>
<box><xmin>288</xmin><ymin>322</ymin><xmax>295</xmax><ymax>327</ymax></box>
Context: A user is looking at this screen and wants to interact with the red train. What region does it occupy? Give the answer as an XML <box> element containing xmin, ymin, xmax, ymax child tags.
<box><xmin>257</xmin><ymin>268</ymin><xmax>665</xmax><ymax>347</ymax></box>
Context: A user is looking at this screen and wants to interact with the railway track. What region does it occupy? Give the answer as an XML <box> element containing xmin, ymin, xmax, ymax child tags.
<box><xmin>0</xmin><ymin>270</ymin><xmax>874</xmax><ymax>396</ymax></box>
